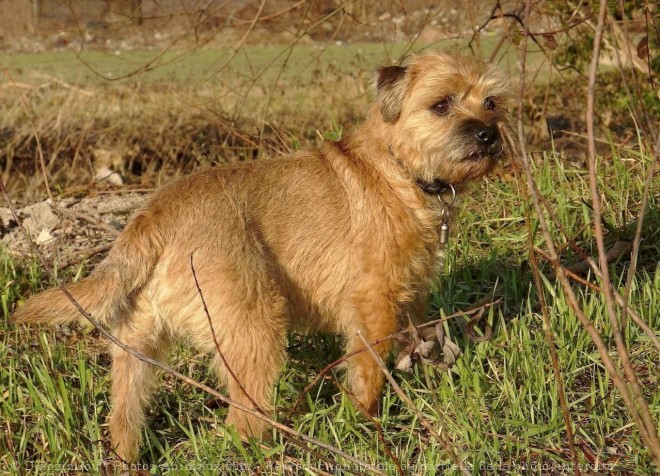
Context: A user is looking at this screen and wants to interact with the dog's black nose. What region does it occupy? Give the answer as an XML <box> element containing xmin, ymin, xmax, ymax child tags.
<box><xmin>475</xmin><ymin>126</ymin><xmax>497</xmax><ymax>146</ymax></box>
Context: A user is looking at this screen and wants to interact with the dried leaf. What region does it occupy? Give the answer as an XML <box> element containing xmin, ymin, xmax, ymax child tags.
<box><xmin>435</xmin><ymin>322</ymin><xmax>445</xmax><ymax>343</ymax></box>
<box><xmin>637</xmin><ymin>36</ymin><xmax>648</xmax><ymax>60</ymax></box>
<box><xmin>466</xmin><ymin>307</ymin><xmax>493</xmax><ymax>343</ymax></box>
<box><xmin>395</xmin><ymin>354</ymin><xmax>414</xmax><ymax>372</ymax></box>
<box><xmin>511</xmin><ymin>28</ymin><xmax>522</xmax><ymax>47</ymax></box>
<box><xmin>543</xmin><ymin>34</ymin><xmax>558</xmax><ymax>51</ymax></box>
<box><xmin>393</xmin><ymin>321</ymin><xmax>462</xmax><ymax>372</ymax></box>
<box><xmin>420</xmin><ymin>325</ymin><xmax>437</xmax><ymax>342</ymax></box>
<box><xmin>442</xmin><ymin>340</ymin><xmax>461</xmax><ymax>365</ymax></box>
<box><xmin>416</xmin><ymin>340</ymin><xmax>435</xmax><ymax>358</ymax></box>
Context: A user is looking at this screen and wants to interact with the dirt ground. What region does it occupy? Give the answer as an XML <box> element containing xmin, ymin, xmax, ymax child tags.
<box><xmin>1</xmin><ymin>191</ymin><xmax>147</xmax><ymax>270</ymax></box>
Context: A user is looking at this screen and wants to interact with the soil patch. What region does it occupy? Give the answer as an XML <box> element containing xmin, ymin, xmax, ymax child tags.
<box><xmin>1</xmin><ymin>191</ymin><xmax>148</xmax><ymax>269</ymax></box>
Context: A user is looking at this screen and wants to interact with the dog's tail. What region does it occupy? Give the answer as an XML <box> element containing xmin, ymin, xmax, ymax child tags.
<box><xmin>12</xmin><ymin>208</ymin><xmax>164</xmax><ymax>328</ymax></box>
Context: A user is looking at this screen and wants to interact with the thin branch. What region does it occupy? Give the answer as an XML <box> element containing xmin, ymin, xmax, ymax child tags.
<box><xmin>534</xmin><ymin>247</ymin><xmax>660</xmax><ymax>353</ymax></box>
<box><xmin>58</xmin><ymin>207</ymin><xmax>121</xmax><ymax>237</ymax></box>
<box><xmin>468</xmin><ymin>0</ymin><xmax>502</xmax><ymax>50</ymax></box>
<box><xmin>522</xmin><ymin>171</ymin><xmax>659</xmax><ymax>352</ymax></box>
<box><xmin>546</xmin><ymin>241</ymin><xmax>631</xmax><ymax>279</ymax></box>
<box><xmin>585</xmin><ymin>0</ymin><xmax>660</xmax><ymax>463</ymax></box>
<box><xmin>70</xmin><ymin>0</ymin><xmax>235</xmax><ymax>81</ymax></box>
<box><xmin>513</xmin><ymin>3</ymin><xmax>580</xmax><ymax>472</ymax></box>
<box><xmin>56</xmin><ymin>243</ymin><xmax>113</xmax><ymax>271</ymax></box>
<box><xmin>584</xmin><ymin>255</ymin><xmax>660</xmax><ymax>354</ymax></box>
<box><xmin>208</xmin><ymin>0</ymin><xmax>268</xmax><ymax>79</ymax></box>
<box><xmin>289</xmin><ymin>299</ymin><xmax>499</xmax><ymax>414</ymax></box>
<box><xmin>622</xmin><ymin>132</ymin><xmax>657</xmax><ymax>329</ymax></box>
<box><xmin>190</xmin><ymin>253</ymin><xmax>263</xmax><ymax>413</ymax></box>
<box><xmin>510</xmin><ymin>0</ymin><xmax>660</xmax><ymax>467</ymax></box>
<box><xmin>330</xmin><ymin>376</ymin><xmax>404</xmax><ymax>476</ymax></box>
<box><xmin>280</xmin><ymin>434</ymin><xmax>366</xmax><ymax>476</ymax></box>
<box><xmin>517</xmin><ymin>170</ymin><xmax>657</xmax><ymax>352</ymax></box>
<box><xmin>0</xmin><ymin>64</ymin><xmax>54</xmax><ymax>202</ymax></box>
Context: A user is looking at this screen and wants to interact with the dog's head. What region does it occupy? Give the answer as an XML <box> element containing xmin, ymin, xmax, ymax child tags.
<box><xmin>376</xmin><ymin>52</ymin><xmax>512</xmax><ymax>186</ymax></box>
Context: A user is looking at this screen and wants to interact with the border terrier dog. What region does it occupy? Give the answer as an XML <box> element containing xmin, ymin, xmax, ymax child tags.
<box><xmin>13</xmin><ymin>51</ymin><xmax>511</xmax><ymax>461</ymax></box>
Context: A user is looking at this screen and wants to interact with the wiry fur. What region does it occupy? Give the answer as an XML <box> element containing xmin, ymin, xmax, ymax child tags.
<box><xmin>12</xmin><ymin>51</ymin><xmax>511</xmax><ymax>461</ymax></box>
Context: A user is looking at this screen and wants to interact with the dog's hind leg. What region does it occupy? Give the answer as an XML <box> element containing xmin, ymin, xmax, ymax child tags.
<box><xmin>108</xmin><ymin>308</ymin><xmax>170</xmax><ymax>461</ymax></box>
<box><xmin>210</xmin><ymin>277</ymin><xmax>288</xmax><ymax>439</ymax></box>
<box><xmin>184</xmin><ymin>231</ymin><xmax>289</xmax><ymax>439</ymax></box>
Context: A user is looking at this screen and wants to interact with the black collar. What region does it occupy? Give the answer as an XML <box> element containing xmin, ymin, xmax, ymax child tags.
<box><xmin>416</xmin><ymin>178</ymin><xmax>451</xmax><ymax>196</ymax></box>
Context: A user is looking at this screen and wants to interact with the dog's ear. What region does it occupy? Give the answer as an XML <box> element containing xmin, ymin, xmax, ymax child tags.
<box><xmin>376</xmin><ymin>65</ymin><xmax>409</xmax><ymax>123</ymax></box>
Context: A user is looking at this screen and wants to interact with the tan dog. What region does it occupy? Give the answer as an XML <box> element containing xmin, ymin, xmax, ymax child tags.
<box><xmin>13</xmin><ymin>51</ymin><xmax>511</xmax><ymax>461</ymax></box>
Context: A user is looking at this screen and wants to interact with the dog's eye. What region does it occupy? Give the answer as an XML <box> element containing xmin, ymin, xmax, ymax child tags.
<box><xmin>431</xmin><ymin>98</ymin><xmax>452</xmax><ymax>115</ymax></box>
<box><xmin>483</xmin><ymin>96</ymin><xmax>496</xmax><ymax>111</ymax></box>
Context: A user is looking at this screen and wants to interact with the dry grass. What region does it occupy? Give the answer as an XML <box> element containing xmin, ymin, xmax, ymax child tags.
<box><xmin>1</xmin><ymin>44</ymin><xmax>413</xmax><ymax>201</ymax></box>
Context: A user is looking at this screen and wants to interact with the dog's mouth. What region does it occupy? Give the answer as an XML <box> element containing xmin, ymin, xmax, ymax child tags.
<box><xmin>462</xmin><ymin>146</ymin><xmax>503</xmax><ymax>162</ymax></box>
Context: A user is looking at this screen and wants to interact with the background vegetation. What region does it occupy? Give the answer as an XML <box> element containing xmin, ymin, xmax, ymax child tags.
<box><xmin>1</xmin><ymin>0</ymin><xmax>658</xmax><ymax>474</ymax></box>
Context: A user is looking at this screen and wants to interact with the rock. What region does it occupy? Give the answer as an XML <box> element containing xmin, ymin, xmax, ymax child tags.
<box><xmin>0</xmin><ymin>207</ymin><xmax>16</xmax><ymax>232</ymax></box>
<box><xmin>35</xmin><ymin>228</ymin><xmax>54</xmax><ymax>245</ymax></box>
<box><xmin>94</xmin><ymin>166</ymin><xmax>124</xmax><ymax>186</ymax></box>
<box><xmin>22</xmin><ymin>201</ymin><xmax>59</xmax><ymax>235</ymax></box>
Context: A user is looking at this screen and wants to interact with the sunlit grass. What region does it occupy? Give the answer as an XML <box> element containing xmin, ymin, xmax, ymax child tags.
<box><xmin>1</xmin><ymin>140</ymin><xmax>657</xmax><ymax>474</ymax></box>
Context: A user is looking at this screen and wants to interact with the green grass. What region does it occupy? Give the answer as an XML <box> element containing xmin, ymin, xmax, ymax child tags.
<box><xmin>1</xmin><ymin>143</ymin><xmax>658</xmax><ymax>475</ymax></box>
<box><xmin>0</xmin><ymin>43</ymin><xmax>417</xmax><ymax>86</ymax></box>
<box><xmin>0</xmin><ymin>38</ymin><xmax>520</xmax><ymax>87</ymax></box>
<box><xmin>1</xmin><ymin>38</ymin><xmax>658</xmax><ymax>474</ymax></box>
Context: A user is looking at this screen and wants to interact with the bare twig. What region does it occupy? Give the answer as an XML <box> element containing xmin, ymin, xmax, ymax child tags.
<box><xmin>290</xmin><ymin>299</ymin><xmax>499</xmax><ymax>414</ymax></box>
<box><xmin>71</xmin><ymin>0</ymin><xmax>234</xmax><ymax>81</ymax></box>
<box><xmin>546</xmin><ymin>241</ymin><xmax>631</xmax><ymax>279</ymax></box>
<box><xmin>468</xmin><ymin>0</ymin><xmax>502</xmax><ymax>50</ymax></box>
<box><xmin>585</xmin><ymin>0</ymin><xmax>660</xmax><ymax>463</ymax></box>
<box><xmin>330</xmin><ymin>377</ymin><xmax>404</xmax><ymax>476</ymax></box>
<box><xmin>56</xmin><ymin>243</ymin><xmax>113</xmax><ymax>271</ymax></box>
<box><xmin>230</xmin><ymin>0</ymin><xmax>306</xmax><ymax>26</ymax></box>
<box><xmin>512</xmin><ymin>0</ymin><xmax>660</xmax><ymax>468</ymax></box>
<box><xmin>621</xmin><ymin>134</ymin><xmax>657</xmax><ymax>329</ymax></box>
<box><xmin>279</xmin><ymin>434</ymin><xmax>365</xmax><ymax>476</ymax></box>
<box><xmin>512</xmin><ymin>3</ymin><xmax>580</xmax><ymax>471</ymax></box>
<box><xmin>190</xmin><ymin>253</ymin><xmax>262</xmax><ymax>413</ymax></box>
<box><xmin>607</xmin><ymin>0</ymin><xmax>654</xmax><ymax>132</ymax></box>
<box><xmin>584</xmin><ymin>255</ymin><xmax>660</xmax><ymax>353</ymax></box>
<box><xmin>209</xmin><ymin>0</ymin><xmax>268</xmax><ymax>79</ymax></box>
<box><xmin>519</xmin><ymin>175</ymin><xmax>659</xmax><ymax>352</ymax></box>
<box><xmin>515</xmin><ymin>171</ymin><xmax>657</xmax><ymax>353</ymax></box>
<box><xmin>534</xmin><ymin>247</ymin><xmax>660</xmax><ymax>353</ymax></box>
<box><xmin>1</xmin><ymin>64</ymin><xmax>54</xmax><ymax>202</ymax></box>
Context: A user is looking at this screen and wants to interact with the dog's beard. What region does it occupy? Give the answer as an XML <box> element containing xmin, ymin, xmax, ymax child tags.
<box><xmin>419</xmin><ymin>135</ymin><xmax>503</xmax><ymax>185</ymax></box>
<box><xmin>461</xmin><ymin>141</ymin><xmax>505</xmax><ymax>162</ymax></box>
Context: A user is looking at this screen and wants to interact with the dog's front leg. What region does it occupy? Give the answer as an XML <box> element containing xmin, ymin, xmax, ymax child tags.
<box><xmin>344</xmin><ymin>296</ymin><xmax>398</xmax><ymax>414</ymax></box>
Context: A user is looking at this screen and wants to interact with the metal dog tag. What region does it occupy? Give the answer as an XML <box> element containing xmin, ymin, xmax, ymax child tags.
<box><xmin>439</xmin><ymin>221</ymin><xmax>450</xmax><ymax>244</ymax></box>
<box><xmin>438</xmin><ymin>184</ymin><xmax>455</xmax><ymax>245</ymax></box>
